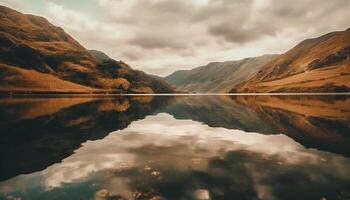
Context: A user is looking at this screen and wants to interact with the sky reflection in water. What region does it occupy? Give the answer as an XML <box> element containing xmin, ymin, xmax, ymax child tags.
<box><xmin>1</xmin><ymin>111</ymin><xmax>350</xmax><ymax>200</ymax></box>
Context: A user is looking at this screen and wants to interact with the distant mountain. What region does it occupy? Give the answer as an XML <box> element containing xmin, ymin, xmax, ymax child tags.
<box><xmin>234</xmin><ymin>28</ymin><xmax>350</xmax><ymax>92</ymax></box>
<box><xmin>164</xmin><ymin>55</ymin><xmax>278</xmax><ymax>93</ymax></box>
<box><xmin>0</xmin><ymin>6</ymin><xmax>173</xmax><ymax>94</ymax></box>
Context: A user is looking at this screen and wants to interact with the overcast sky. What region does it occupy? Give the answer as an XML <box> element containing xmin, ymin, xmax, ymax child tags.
<box><xmin>1</xmin><ymin>0</ymin><xmax>350</xmax><ymax>76</ymax></box>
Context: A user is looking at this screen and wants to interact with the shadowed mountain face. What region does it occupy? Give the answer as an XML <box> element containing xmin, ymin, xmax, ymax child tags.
<box><xmin>164</xmin><ymin>55</ymin><xmax>278</xmax><ymax>93</ymax></box>
<box><xmin>0</xmin><ymin>6</ymin><xmax>173</xmax><ymax>94</ymax></box>
<box><xmin>235</xmin><ymin>29</ymin><xmax>350</xmax><ymax>92</ymax></box>
<box><xmin>0</xmin><ymin>96</ymin><xmax>173</xmax><ymax>181</ymax></box>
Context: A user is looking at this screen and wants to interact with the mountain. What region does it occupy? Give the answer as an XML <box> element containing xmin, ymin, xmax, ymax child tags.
<box><xmin>234</xmin><ymin>28</ymin><xmax>350</xmax><ymax>92</ymax></box>
<box><xmin>0</xmin><ymin>5</ymin><xmax>173</xmax><ymax>94</ymax></box>
<box><xmin>88</xmin><ymin>49</ymin><xmax>113</xmax><ymax>62</ymax></box>
<box><xmin>164</xmin><ymin>54</ymin><xmax>278</xmax><ymax>93</ymax></box>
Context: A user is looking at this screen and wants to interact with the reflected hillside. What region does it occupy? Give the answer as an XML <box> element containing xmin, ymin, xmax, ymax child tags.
<box><xmin>0</xmin><ymin>96</ymin><xmax>172</xmax><ymax>181</ymax></box>
<box><xmin>165</xmin><ymin>95</ymin><xmax>278</xmax><ymax>135</ymax></box>
<box><xmin>233</xmin><ymin>95</ymin><xmax>350</xmax><ymax>157</ymax></box>
<box><xmin>234</xmin><ymin>95</ymin><xmax>350</xmax><ymax>119</ymax></box>
<box><xmin>2</xmin><ymin>114</ymin><xmax>350</xmax><ymax>200</ymax></box>
<box><xmin>165</xmin><ymin>95</ymin><xmax>350</xmax><ymax>157</ymax></box>
<box><xmin>1</xmin><ymin>95</ymin><xmax>349</xmax><ymax>184</ymax></box>
<box><xmin>0</xmin><ymin>97</ymin><xmax>98</xmax><ymax>121</ymax></box>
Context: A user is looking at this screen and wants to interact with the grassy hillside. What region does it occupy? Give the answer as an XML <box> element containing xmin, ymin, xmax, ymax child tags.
<box><xmin>0</xmin><ymin>5</ymin><xmax>173</xmax><ymax>94</ymax></box>
<box><xmin>234</xmin><ymin>28</ymin><xmax>350</xmax><ymax>92</ymax></box>
<box><xmin>164</xmin><ymin>55</ymin><xmax>277</xmax><ymax>93</ymax></box>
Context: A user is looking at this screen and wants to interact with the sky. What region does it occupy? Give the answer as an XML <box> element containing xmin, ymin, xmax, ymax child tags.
<box><xmin>1</xmin><ymin>0</ymin><xmax>350</xmax><ymax>76</ymax></box>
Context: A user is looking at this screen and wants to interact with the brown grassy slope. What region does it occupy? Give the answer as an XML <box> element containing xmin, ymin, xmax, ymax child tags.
<box><xmin>235</xmin><ymin>28</ymin><xmax>350</xmax><ymax>92</ymax></box>
<box><xmin>0</xmin><ymin>6</ymin><xmax>173</xmax><ymax>93</ymax></box>
<box><xmin>0</xmin><ymin>6</ymin><xmax>96</xmax><ymax>75</ymax></box>
<box><xmin>0</xmin><ymin>64</ymin><xmax>95</xmax><ymax>93</ymax></box>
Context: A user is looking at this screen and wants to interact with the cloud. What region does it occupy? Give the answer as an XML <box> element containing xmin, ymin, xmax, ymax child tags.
<box><xmin>201</xmin><ymin>0</ymin><xmax>350</xmax><ymax>43</ymax></box>
<box><xmin>128</xmin><ymin>35</ymin><xmax>188</xmax><ymax>50</ymax></box>
<box><xmin>0</xmin><ymin>0</ymin><xmax>27</xmax><ymax>11</ymax></box>
<box><xmin>1</xmin><ymin>0</ymin><xmax>350</xmax><ymax>76</ymax></box>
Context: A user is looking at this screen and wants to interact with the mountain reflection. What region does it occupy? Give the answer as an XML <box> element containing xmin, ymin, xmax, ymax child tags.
<box><xmin>1</xmin><ymin>114</ymin><xmax>350</xmax><ymax>200</ymax></box>
<box><xmin>0</xmin><ymin>95</ymin><xmax>350</xmax><ymax>200</ymax></box>
<box><xmin>232</xmin><ymin>95</ymin><xmax>350</xmax><ymax>157</ymax></box>
<box><xmin>0</xmin><ymin>96</ymin><xmax>172</xmax><ymax>181</ymax></box>
<box><xmin>166</xmin><ymin>95</ymin><xmax>350</xmax><ymax>157</ymax></box>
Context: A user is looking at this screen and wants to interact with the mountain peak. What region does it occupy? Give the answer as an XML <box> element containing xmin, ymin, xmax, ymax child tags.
<box><xmin>0</xmin><ymin>5</ymin><xmax>18</xmax><ymax>13</ymax></box>
<box><xmin>235</xmin><ymin>28</ymin><xmax>350</xmax><ymax>92</ymax></box>
<box><xmin>0</xmin><ymin>5</ymin><xmax>174</xmax><ymax>94</ymax></box>
<box><xmin>164</xmin><ymin>55</ymin><xmax>278</xmax><ymax>92</ymax></box>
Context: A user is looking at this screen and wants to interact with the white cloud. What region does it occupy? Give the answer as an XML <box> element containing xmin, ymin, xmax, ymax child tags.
<box><xmin>1</xmin><ymin>0</ymin><xmax>350</xmax><ymax>76</ymax></box>
<box><xmin>0</xmin><ymin>0</ymin><xmax>27</xmax><ymax>11</ymax></box>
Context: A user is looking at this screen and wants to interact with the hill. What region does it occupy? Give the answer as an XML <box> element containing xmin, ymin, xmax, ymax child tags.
<box><xmin>0</xmin><ymin>5</ymin><xmax>173</xmax><ymax>94</ymax></box>
<box><xmin>234</xmin><ymin>28</ymin><xmax>350</xmax><ymax>92</ymax></box>
<box><xmin>164</xmin><ymin>55</ymin><xmax>277</xmax><ymax>93</ymax></box>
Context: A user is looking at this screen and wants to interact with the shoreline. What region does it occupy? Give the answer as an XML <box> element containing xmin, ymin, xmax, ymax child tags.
<box><xmin>1</xmin><ymin>92</ymin><xmax>350</xmax><ymax>98</ymax></box>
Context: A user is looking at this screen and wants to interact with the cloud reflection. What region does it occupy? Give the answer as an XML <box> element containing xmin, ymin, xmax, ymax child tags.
<box><xmin>1</xmin><ymin>113</ymin><xmax>350</xmax><ymax>200</ymax></box>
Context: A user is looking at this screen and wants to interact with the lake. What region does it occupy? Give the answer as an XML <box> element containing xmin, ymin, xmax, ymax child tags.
<box><xmin>0</xmin><ymin>95</ymin><xmax>350</xmax><ymax>200</ymax></box>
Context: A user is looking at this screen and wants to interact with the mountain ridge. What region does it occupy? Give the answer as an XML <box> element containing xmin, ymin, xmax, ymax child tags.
<box><xmin>164</xmin><ymin>54</ymin><xmax>278</xmax><ymax>93</ymax></box>
<box><xmin>233</xmin><ymin>28</ymin><xmax>350</xmax><ymax>92</ymax></box>
<box><xmin>0</xmin><ymin>5</ymin><xmax>174</xmax><ymax>94</ymax></box>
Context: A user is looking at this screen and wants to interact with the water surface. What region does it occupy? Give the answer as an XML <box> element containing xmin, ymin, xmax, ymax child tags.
<box><xmin>0</xmin><ymin>95</ymin><xmax>350</xmax><ymax>200</ymax></box>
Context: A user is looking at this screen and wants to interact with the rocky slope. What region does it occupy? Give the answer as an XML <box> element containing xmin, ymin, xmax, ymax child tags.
<box><xmin>0</xmin><ymin>5</ymin><xmax>173</xmax><ymax>94</ymax></box>
<box><xmin>164</xmin><ymin>54</ymin><xmax>277</xmax><ymax>93</ymax></box>
<box><xmin>234</xmin><ymin>28</ymin><xmax>350</xmax><ymax>92</ymax></box>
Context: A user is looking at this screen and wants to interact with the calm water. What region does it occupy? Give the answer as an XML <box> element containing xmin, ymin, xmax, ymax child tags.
<box><xmin>0</xmin><ymin>95</ymin><xmax>350</xmax><ymax>200</ymax></box>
